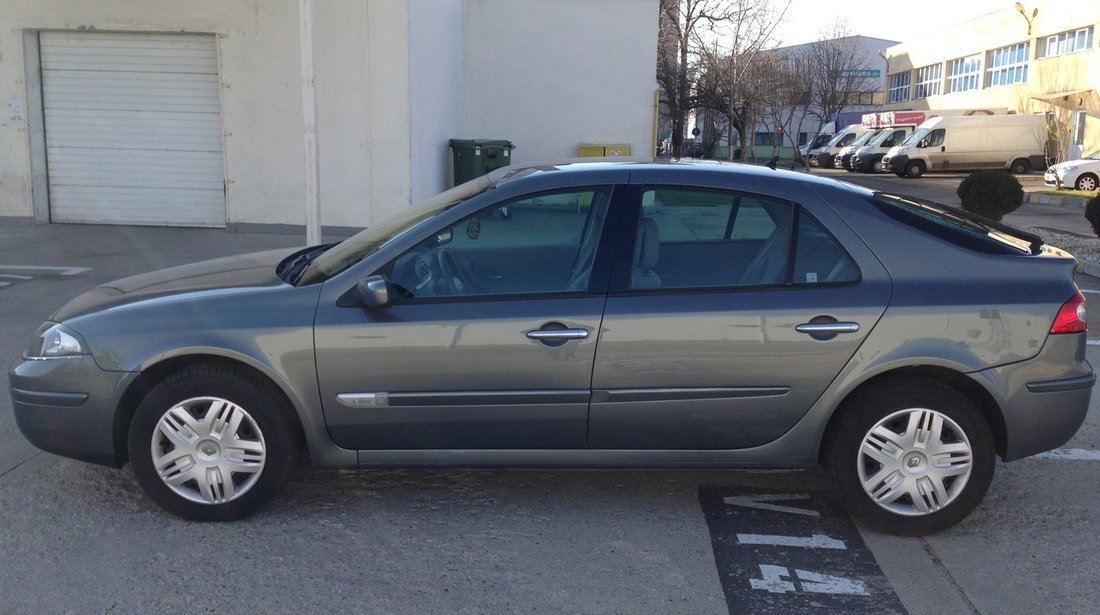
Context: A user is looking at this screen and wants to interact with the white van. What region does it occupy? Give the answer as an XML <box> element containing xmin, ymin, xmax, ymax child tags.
<box><xmin>881</xmin><ymin>114</ymin><xmax>1046</xmax><ymax>178</ymax></box>
<box><xmin>832</xmin><ymin>127</ymin><xmax>879</xmax><ymax>171</ymax></box>
<box><xmin>851</xmin><ymin>126</ymin><xmax>912</xmax><ymax>173</ymax></box>
<box><xmin>808</xmin><ymin>124</ymin><xmax>861</xmax><ymax>168</ymax></box>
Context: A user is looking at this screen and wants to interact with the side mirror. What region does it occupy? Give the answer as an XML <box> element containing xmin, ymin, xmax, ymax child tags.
<box><xmin>883</xmin><ymin>139</ymin><xmax>894</xmax><ymax>147</ymax></box>
<box><xmin>357</xmin><ymin>274</ymin><xmax>391</xmax><ymax>309</ymax></box>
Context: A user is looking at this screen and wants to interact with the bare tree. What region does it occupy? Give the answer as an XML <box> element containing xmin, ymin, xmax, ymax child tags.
<box><xmin>656</xmin><ymin>0</ymin><xmax>740</xmax><ymax>158</ymax></box>
<box><xmin>691</xmin><ymin>0</ymin><xmax>789</xmax><ymax>161</ymax></box>
<box><xmin>803</xmin><ymin>20</ymin><xmax>880</xmax><ymax>127</ymax></box>
<box><xmin>758</xmin><ymin>50</ymin><xmax>815</xmax><ymax>167</ymax></box>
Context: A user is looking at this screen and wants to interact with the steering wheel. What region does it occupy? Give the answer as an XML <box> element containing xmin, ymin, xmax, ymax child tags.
<box><xmin>436</xmin><ymin>249</ymin><xmax>466</xmax><ymax>295</ymax></box>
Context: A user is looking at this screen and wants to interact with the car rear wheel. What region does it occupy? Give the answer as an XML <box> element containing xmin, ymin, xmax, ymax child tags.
<box><xmin>1076</xmin><ymin>173</ymin><xmax>1098</xmax><ymax>192</ymax></box>
<box><xmin>824</xmin><ymin>377</ymin><xmax>995</xmax><ymax>536</ymax></box>
<box><xmin>128</xmin><ymin>363</ymin><xmax>302</xmax><ymax>521</ymax></box>
<box><xmin>1009</xmin><ymin>158</ymin><xmax>1030</xmax><ymax>174</ymax></box>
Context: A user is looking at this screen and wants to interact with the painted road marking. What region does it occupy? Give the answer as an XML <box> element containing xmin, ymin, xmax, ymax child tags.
<box><xmin>723</xmin><ymin>493</ymin><xmax>820</xmax><ymax>517</ymax></box>
<box><xmin>0</xmin><ymin>266</ymin><xmax>90</xmax><ymax>290</ymax></box>
<box><xmin>0</xmin><ymin>266</ymin><xmax>90</xmax><ymax>276</ymax></box>
<box><xmin>1087</xmin><ymin>340</ymin><xmax>1100</xmax><ymax>346</ymax></box>
<box><xmin>737</xmin><ymin>533</ymin><xmax>847</xmax><ymax>550</ymax></box>
<box><xmin>1036</xmin><ymin>448</ymin><xmax>1100</xmax><ymax>461</ymax></box>
<box><xmin>750</xmin><ymin>564</ymin><xmax>868</xmax><ymax>596</ymax></box>
<box><xmin>700</xmin><ymin>486</ymin><xmax>903</xmax><ymax>613</ymax></box>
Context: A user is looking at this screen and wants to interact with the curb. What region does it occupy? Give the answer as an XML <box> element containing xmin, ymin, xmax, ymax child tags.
<box><xmin>1024</xmin><ymin>192</ymin><xmax>1089</xmax><ymax>208</ymax></box>
<box><xmin>1077</xmin><ymin>260</ymin><xmax>1100</xmax><ymax>279</ymax></box>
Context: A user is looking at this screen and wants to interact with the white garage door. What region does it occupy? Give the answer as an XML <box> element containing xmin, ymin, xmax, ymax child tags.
<box><xmin>40</xmin><ymin>32</ymin><xmax>226</xmax><ymax>227</ymax></box>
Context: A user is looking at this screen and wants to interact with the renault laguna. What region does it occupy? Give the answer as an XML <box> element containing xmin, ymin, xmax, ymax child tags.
<box><xmin>10</xmin><ymin>161</ymin><xmax>1093</xmax><ymax>535</ymax></box>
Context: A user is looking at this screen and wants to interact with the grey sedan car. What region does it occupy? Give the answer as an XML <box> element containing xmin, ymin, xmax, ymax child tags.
<box><xmin>9</xmin><ymin>161</ymin><xmax>1093</xmax><ymax>535</ymax></box>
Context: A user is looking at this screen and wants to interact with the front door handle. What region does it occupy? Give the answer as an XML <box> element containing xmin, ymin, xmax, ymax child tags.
<box><xmin>526</xmin><ymin>322</ymin><xmax>591</xmax><ymax>347</ymax></box>
<box><xmin>526</xmin><ymin>329</ymin><xmax>590</xmax><ymax>341</ymax></box>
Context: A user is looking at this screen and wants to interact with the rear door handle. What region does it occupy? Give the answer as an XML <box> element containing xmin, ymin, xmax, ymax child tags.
<box><xmin>795</xmin><ymin>322</ymin><xmax>860</xmax><ymax>334</ymax></box>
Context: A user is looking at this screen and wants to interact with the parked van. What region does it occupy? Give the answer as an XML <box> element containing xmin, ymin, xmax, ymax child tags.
<box><xmin>832</xmin><ymin>127</ymin><xmax>879</xmax><ymax>171</ymax></box>
<box><xmin>881</xmin><ymin>114</ymin><xmax>1046</xmax><ymax>178</ymax></box>
<box><xmin>808</xmin><ymin>124</ymin><xmax>861</xmax><ymax>168</ymax></box>
<box><xmin>851</xmin><ymin>126</ymin><xmax>912</xmax><ymax>173</ymax></box>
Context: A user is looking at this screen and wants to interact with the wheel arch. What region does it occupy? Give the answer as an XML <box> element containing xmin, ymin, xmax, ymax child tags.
<box><xmin>819</xmin><ymin>365</ymin><xmax>1007</xmax><ymax>464</ymax></box>
<box><xmin>112</xmin><ymin>353</ymin><xmax>308</xmax><ymax>466</ymax></box>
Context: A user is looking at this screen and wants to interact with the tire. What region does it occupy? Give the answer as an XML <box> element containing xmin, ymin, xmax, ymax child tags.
<box><xmin>1076</xmin><ymin>173</ymin><xmax>1098</xmax><ymax>192</ymax></box>
<box><xmin>1009</xmin><ymin>158</ymin><xmax>1030</xmax><ymax>174</ymax></box>
<box><xmin>823</xmin><ymin>377</ymin><xmax>995</xmax><ymax>536</ymax></box>
<box><xmin>128</xmin><ymin>363</ymin><xmax>302</xmax><ymax>521</ymax></box>
<box><xmin>903</xmin><ymin>160</ymin><xmax>926</xmax><ymax>179</ymax></box>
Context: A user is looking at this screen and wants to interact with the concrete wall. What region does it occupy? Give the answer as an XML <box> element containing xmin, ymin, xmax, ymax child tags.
<box><xmin>463</xmin><ymin>0</ymin><xmax>659</xmax><ymax>165</ymax></box>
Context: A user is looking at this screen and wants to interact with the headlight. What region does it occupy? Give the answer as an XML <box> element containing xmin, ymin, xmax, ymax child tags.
<box><xmin>25</xmin><ymin>323</ymin><xmax>87</xmax><ymax>358</ymax></box>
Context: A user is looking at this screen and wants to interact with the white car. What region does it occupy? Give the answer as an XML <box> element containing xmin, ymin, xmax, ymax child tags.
<box><xmin>1045</xmin><ymin>150</ymin><xmax>1100</xmax><ymax>191</ymax></box>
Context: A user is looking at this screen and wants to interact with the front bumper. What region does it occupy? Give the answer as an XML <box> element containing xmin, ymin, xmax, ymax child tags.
<box><xmin>1043</xmin><ymin>170</ymin><xmax>1060</xmax><ymax>186</ymax></box>
<box><xmin>9</xmin><ymin>355</ymin><xmax>135</xmax><ymax>467</ymax></box>
<box><xmin>881</xmin><ymin>154</ymin><xmax>909</xmax><ymax>173</ymax></box>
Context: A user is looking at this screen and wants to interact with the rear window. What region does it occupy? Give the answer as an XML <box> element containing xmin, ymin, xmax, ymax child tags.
<box><xmin>869</xmin><ymin>193</ymin><xmax>1041</xmax><ymax>255</ymax></box>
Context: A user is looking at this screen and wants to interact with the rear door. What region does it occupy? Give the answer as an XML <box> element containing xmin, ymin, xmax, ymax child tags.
<box><xmin>589</xmin><ymin>186</ymin><xmax>891</xmax><ymax>450</ymax></box>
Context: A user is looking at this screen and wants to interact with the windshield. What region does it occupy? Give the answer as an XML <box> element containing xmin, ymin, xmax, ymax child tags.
<box><xmin>295</xmin><ymin>174</ymin><xmax>500</xmax><ymax>285</ymax></box>
<box><xmin>1084</xmin><ymin>149</ymin><xmax>1100</xmax><ymax>161</ymax></box>
<box><xmin>849</xmin><ymin>130</ymin><xmax>877</xmax><ymax>148</ymax></box>
<box><xmin>902</xmin><ymin>127</ymin><xmax>930</xmax><ymax>146</ymax></box>
<box><xmin>868</xmin><ymin>129</ymin><xmax>897</xmax><ymax>146</ymax></box>
<box><xmin>826</xmin><ymin>131</ymin><xmax>853</xmax><ymax>147</ymax></box>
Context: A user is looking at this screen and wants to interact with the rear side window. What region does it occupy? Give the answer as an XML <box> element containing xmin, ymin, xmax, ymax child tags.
<box><xmin>629</xmin><ymin>188</ymin><xmax>859</xmax><ymax>290</ymax></box>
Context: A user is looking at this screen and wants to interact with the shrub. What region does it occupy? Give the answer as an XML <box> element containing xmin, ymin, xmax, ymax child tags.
<box><xmin>1086</xmin><ymin>195</ymin><xmax>1100</xmax><ymax>237</ymax></box>
<box><xmin>956</xmin><ymin>171</ymin><xmax>1024</xmax><ymax>221</ymax></box>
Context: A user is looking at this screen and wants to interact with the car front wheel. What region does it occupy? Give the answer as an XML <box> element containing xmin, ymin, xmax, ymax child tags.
<box><xmin>824</xmin><ymin>377</ymin><xmax>995</xmax><ymax>536</ymax></box>
<box><xmin>1075</xmin><ymin>173</ymin><xmax>1098</xmax><ymax>192</ymax></box>
<box><xmin>128</xmin><ymin>364</ymin><xmax>302</xmax><ymax>521</ymax></box>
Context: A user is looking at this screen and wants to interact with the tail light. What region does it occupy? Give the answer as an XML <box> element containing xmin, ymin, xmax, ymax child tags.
<box><xmin>1050</xmin><ymin>291</ymin><xmax>1087</xmax><ymax>334</ymax></box>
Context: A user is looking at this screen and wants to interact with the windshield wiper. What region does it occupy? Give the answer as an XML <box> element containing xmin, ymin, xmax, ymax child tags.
<box><xmin>278</xmin><ymin>244</ymin><xmax>335</xmax><ymax>285</ymax></box>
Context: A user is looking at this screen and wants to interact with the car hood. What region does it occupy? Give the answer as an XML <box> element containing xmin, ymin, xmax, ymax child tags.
<box><xmin>52</xmin><ymin>248</ymin><xmax>297</xmax><ymax>322</ymax></box>
<box><xmin>1054</xmin><ymin>159</ymin><xmax>1100</xmax><ymax>171</ymax></box>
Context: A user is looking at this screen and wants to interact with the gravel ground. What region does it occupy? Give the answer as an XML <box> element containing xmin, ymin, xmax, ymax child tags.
<box><xmin>1031</xmin><ymin>227</ymin><xmax>1100</xmax><ymax>264</ymax></box>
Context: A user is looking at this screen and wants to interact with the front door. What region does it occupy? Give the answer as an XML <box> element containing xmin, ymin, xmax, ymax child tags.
<box><xmin>315</xmin><ymin>187</ymin><xmax>615</xmax><ymax>450</ymax></box>
<box><xmin>589</xmin><ymin>187</ymin><xmax>890</xmax><ymax>450</ymax></box>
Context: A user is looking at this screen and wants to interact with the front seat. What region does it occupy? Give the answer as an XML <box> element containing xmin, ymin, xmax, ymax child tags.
<box><xmin>631</xmin><ymin>217</ymin><xmax>661</xmax><ymax>289</ymax></box>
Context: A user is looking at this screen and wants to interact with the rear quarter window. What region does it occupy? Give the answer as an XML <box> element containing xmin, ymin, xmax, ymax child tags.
<box><xmin>869</xmin><ymin>193</ymin><xmax>1036</xmax><ymax>255</ymax></box>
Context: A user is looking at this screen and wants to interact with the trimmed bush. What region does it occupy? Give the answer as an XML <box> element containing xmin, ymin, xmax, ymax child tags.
<box><xmin>1086</xmin><ymin>195</ymin><xmax>1100</xmax><ymax>237</ymax></box>
<box><xmin>956</xmin><ymin>171</ymin><xmax>1024</xmax><ymax>221</ymax></box>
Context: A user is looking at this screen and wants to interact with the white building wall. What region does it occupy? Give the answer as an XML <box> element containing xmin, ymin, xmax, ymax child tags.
<box><xmin>0</xmin><ymin>0</ymin><xmax>658</xmax><ymax>229</ymax></box>
<box><xmin>463</xmin><ymin>0</ymin><xmax>659</xmax><ymax>165</ymax></box>
<box><xmin>409</xmin><ymin>0</ymin><xmax>465</xmax><ymax>203</ymax></box>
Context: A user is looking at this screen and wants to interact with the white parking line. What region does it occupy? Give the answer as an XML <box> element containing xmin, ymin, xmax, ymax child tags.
<box><xmin>0</xmin><ymin>266</ymin><xmax>90</xmax><ymax>276</ymax></box>
<box><xmin>1035</xmin><ymin>448</ymin><xmax>1100</xmax><ymax>461</ymax></box>
<box><xmin>1082</xmin><ymin>290</ymin><xmax>1100</xmax><ymax>294</ymax></box>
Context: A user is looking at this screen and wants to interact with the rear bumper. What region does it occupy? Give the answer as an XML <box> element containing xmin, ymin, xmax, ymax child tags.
<box><xmin>984</xmin><ymin>334</ymin><xmax>1094</xmax><ymax>461</ymax></box>
<box><xmin>9</xmin><ymin>356</ymin><xmax>134</xmax><ymax>467</ymax></box>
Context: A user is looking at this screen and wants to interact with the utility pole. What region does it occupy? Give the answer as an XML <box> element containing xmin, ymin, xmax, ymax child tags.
<box><xmin>299</xmin><ymin>0</ymin><xmax>322</xmax><ymax>246</ymax></box>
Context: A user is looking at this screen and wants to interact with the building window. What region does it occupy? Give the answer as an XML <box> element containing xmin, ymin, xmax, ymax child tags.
<box><xmin>798</xmin><ymin>132</ymin><xmax>809</xmax><ymax>146</ymax></box>
<box><xmin>1039</xmin><ymin>26</ymin><xmax>1094</xmax><ymax>58</ymax></box>
<box><xmin>914</xmin><ymin>64</ymin><xmax>942</xmax><ymax>99</ymax></box>
<box><xmin>754</xmin><ymin>132</ymin><xmax>774</xmax><ymax>147</ymax></box>
<box><xmin>946</xmin><ymin>55</ymin><xmax>981</xmax><ymax>93</ymax></box>
<box><xmin>887</xmin><ymin>72</ymin><xmax>910</xmax><ymax>103</ymax></box>
<box><xmin>986</xmin><ymin>42</ymin><xmax>1029</xmax><ymax>87</ymax></box>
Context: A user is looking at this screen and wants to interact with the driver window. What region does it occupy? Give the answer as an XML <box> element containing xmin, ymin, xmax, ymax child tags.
<box><xmin>924</xmin><ymin>129</ymin><xmax>945</xmax><ymax>147</ymax></box>
<box><xmin>386</xmin><ymin>188</ymin><xmax>612</xmax><ymax>300</ymax></box>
